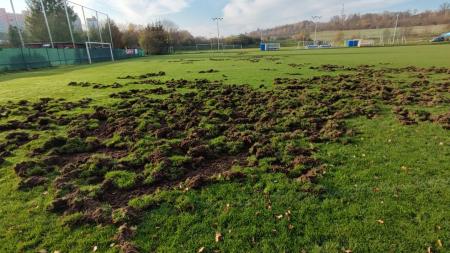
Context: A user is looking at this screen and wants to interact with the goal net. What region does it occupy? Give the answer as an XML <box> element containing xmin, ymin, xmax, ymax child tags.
<box><xmin>196</xmin><ymin>44</ymin><xmax>213</xmax><ymax>51</ymax></box>
<box><xmin>265</xmin><ymin>43</ymin><xmax>281</xmax><ymax>51</ymax></box>
<box><xmin>223</xmin><ymin>44</ymin><xmax>243</xmax><ymax>50</ymax></box>
<box><xmin>85</xmin><ymin>42</ymin><xmax>114</xmax><ymax>64</ymax></box>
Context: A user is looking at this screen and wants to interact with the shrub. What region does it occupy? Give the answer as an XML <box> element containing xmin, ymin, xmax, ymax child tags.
<box><xmin>105</xmin><ymin>171</ymin><xmax>137</xmax><ymax>189</ymax></box>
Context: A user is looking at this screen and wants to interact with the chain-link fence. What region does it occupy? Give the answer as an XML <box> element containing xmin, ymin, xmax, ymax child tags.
<box><xmin>0</xmin><ymin>47</ymin><xmax>144</xmax><ymax>71</ymax></box>
<box><xmin>0</xmin><ymin>0</ymin><xmax>143</xmax><ymax>71</ymax></box>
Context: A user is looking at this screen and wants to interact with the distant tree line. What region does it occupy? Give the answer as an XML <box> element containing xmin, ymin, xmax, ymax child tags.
<box><xmin>248</xmin><ymin>2</ymin><xmax>450</xmax><ymax>40</ymax></box>
<box><xmin>109</xmin><ymin>21</ymin><xmax>258</xmax><ymax>54</ymax></box>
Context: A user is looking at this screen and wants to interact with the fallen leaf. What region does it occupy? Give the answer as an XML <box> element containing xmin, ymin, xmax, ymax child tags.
<box><xmin>436</xmin><ymin>239</ymin><xmax>443</xmax><ymax>247</ymax></box>
<box><xmin>93</xmin><ymin>246</ymin><xmax>98</xmax><ymax>252</ymax></box>
<box><xmin>276</xmin><ymin>214</ymin><xmax>283</xmax><ymax>220</ymax></box>
<box><xmin>198</xmin><ymin>246</ymin><xmax>205</xmax><ymax>253</ymax></box>
<box><xmin>344</xmin><ymin>249</ymin><xmax>353</xmax><ymax>253</ymax></box>
<box><xmin>427</xmin><ymin>246</ymin><xmax>432</xmax><ymax>253</ymax></box>
<box><xmin>288</xmin><ymin>224</ymin><xmax>294</xmax><ymax>230</ymax></box>
<box><xmin>215</xmin><ymin>232</ymin><xmax>223</xmax><ymax>242</ymax></box>
<box><xmin>377</xmin><ymin>219</ymin><xmax>385</xmax><ymax>224</ymax></box>
<box><xmin>373</xmin><ymin>187</ymin><xmax>381</xmax><ymax>193</ymax></box>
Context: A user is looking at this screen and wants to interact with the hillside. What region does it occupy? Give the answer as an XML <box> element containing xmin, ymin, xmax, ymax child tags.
<box><xmin>313</xmin><ymin>24</ymin><xmax>450</xmax><ymax>44</ymax></box>
<box><xmin>248</xmin><ymin>5</ymin><xmax>450</xmax><ymax>40</ymax></box>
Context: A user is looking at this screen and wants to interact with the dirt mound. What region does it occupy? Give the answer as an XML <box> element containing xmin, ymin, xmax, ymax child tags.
<box><xmin>118</xmin><ymin>71</ymin><xmax>166</xmax><ymax>79</ymax></box>
<box><xmin>1</xmin><ymin>64</ymin><xmax>448</xmax><ymax>251</ymax></box>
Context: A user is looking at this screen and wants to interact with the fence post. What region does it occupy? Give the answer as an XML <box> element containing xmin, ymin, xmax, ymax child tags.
<box><xmin>39</xmin><ymin>0</ymin><xmax>54</xmax><ymax>48</ymax></box>
<box><xmin>62</xmin><ymin>48</ymin><xmax>68</xmax><ymax>65</ymax></box>
<box><xmin>81</xmin><ymin>6</ymin><xmax>91</xmax><ymax>46</ymax></box>
<box><xmin>107</xmin><ymin>15</ymin><xmax>114</xmax><ymax>48</ymax></box>
<box><xmin>96</xmin><ymin>11</ymin><xmax>103</xmax><ymax>43</ymax></box>
<box><xmin>45</xmin><ymin>47</ymin><xmax>51</xmax><ymax>67</ymax></box>
<box><xmin>64</xmin><ymin>0</ymin><xmax>76</xmax><ymax>48</ymax></box>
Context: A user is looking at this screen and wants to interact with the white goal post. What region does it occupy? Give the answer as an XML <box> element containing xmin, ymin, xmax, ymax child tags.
<box><xmin>85</xmin><ymin>42</ymin><xmax>115</xmax><ymax>64</ymax></box>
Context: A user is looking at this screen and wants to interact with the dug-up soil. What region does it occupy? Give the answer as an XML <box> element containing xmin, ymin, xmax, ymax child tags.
<box><xmin>0</xmin><ymin>64</ymin><xmax>448</xmax><ymax>252</ymax></box>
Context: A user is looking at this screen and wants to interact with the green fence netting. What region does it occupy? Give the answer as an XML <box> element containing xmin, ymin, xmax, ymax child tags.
<box><xmin>0</xmin><ymin>48</ymin><xmax>144</xmax><ymax>71</ymax></box>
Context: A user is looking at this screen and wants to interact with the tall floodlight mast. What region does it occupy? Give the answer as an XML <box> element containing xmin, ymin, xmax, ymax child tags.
<box><xmin>312</xmin><ymin>16</ymin><xmax>322</xmax><ymax>45</ymax></box>
<box><xmin>212</xmin><ymin>17</ymin><xmax>223</xmax><ymax>51</ymax></box>
<box><xmin>392</xmin><ymin>14</ymin><xmax>400</xmax><ymax>45</ymax></box>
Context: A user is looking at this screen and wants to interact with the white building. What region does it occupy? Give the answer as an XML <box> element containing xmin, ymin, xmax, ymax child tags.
<box><xmin>0</xmin><ymin>8</ymin><xmax>26</xmax><ymax>34</ymax></box>
<box><xmin>86</xmin><ymin>16</ymin><xmax>98</xmax><ymax>30</ymax></box>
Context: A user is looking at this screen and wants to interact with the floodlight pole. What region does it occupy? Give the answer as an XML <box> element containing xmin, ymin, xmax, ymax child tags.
<box><xmin>312</xmin><ymin>16</ymin><xmax>321</xmax><ymax>46</ymax></box>
<box><xmin>392</xmin><ymin>14</ymin><xmax>399</xmax><ymax>45</ymax></box>
<box><xmin>39</xmin><ymin>0</ymin><xmax>54</xmax><ymax>48</ymax></box>
<box><xmin>213</xmin><ymin>17</ymin><xmax>223</xmax><ymax>51</ymax></box>
<box><xmin>64</xmin><ymin>0</ymin><xmax>76</xmax><ymax>48</ymax></box>
<box><xmin>9</xmin><ymin>0</ymin><xmax>25</xmax><ymax>48</ymax></box>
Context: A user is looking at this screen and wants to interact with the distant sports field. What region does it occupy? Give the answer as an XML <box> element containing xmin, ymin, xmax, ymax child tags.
<box><xmin>0</xmin><ymin>44</ymin><xmax>449</xmax><ymax>253</ymax></box>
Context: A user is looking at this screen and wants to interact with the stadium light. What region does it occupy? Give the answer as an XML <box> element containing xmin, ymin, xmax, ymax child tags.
<box><xmin>312</xmin><ymin>16</ymin><xmax>322</xmax><ymax>45</ymax></box>
<box><xmin>392</xmin><ymin>14</ymin><xmax>400</xmax><ymax>45</ymax></box>
<box><xmin>212</xmin><ymin>17</ymin><xmax>223</xmax><ymax>51</ymax></box>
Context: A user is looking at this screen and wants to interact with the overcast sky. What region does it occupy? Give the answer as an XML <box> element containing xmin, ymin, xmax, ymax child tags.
<box><xmin>2</xmin><ymin>0</ymin><xmax>447</xmax><ymax>37</ymax></box>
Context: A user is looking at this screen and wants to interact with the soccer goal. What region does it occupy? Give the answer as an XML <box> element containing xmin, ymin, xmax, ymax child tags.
<box><xmin>223</xmin><ymin>44</ymin><xmax>243</xmax><ymax>50</ymax></box>
<box><xmin>85</xmin><ymin>42</ymin><xmax>114</xmax><ymax>64</ymax></box>
<box><xmin>262</xmin><ymin>43</ymin><xmax>281</xmax><ymax>51</ymax></box>
<box><xmin>196</xmin><ymin>44</ymin><xmax>213</xmax><ymax>51</ymax></box>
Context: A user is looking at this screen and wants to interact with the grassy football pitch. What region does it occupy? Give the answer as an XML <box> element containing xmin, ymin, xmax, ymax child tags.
<box><xmin>0</xmin><ymin>45</ymin><xmax>449</xmax><ymax>252</ymax></box>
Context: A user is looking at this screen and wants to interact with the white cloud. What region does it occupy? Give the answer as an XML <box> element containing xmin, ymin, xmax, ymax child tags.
<box><xmin>222</xmin><ymin>0</ymin><xmax>409</xmax><ymax>34</ymax></box>
<box><xmin>77</xmin><ymin>0</ymin><xmax>191</xmax><ymax>24</ymax></box>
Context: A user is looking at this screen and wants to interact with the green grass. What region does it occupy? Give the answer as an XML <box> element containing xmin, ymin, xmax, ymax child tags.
<box><xmin>0</xmin><ymin>45</ymin><xmax>449</xmax><ymax>252</ymax></box>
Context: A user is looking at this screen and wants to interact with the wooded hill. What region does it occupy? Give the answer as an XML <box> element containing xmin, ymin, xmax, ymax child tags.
<box><xmin>248</xmin><ymin>2</ymin><xmax>450</xmax><ymax>39</ymax></box>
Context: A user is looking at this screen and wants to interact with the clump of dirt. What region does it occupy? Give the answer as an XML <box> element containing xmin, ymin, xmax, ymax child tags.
<box><xmin>118</xmin><ymin>71</ymin><xmax>166</xmax><ymax>79</ymax></box>
<box><xmin>288</xmin><ymin>63</ymin><xmax>303</xmax><ymax>69</ymax></box>
<box><xmin>393</xmin><ymin>107</ymin><xmax>417</xmax><ymax>125</ymax></box>
<box><xmin>0</xmin><ymin>98</ymin><xmax>92</xmax><ymax>162</ymax></box>
<box><xmin>432</xmin><ymin>112</ymin><xmax>450</xmax><ymax>129</ymax></box>
<box><xmin>68</xmin><ymin>81</ymin><xmax>124</xmax><ymax>89</ymax></box>
<box><xmin>199</xmin><ymin>69</ymin><xmax>219</xmax><ymax>74</ymax></box>
<box><xmin>2</xmin><ymin>64</ymin><xmax>449</xmax><ymax>251</ymax></box>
